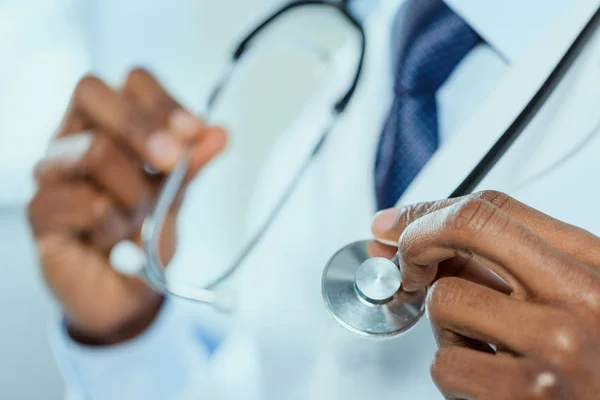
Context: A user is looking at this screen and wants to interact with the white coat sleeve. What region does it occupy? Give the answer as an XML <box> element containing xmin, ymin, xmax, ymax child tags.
<box><xmin>50</xmin><ymin>297</ymin><xmax>225</xmax><ymax>400</ymax></box>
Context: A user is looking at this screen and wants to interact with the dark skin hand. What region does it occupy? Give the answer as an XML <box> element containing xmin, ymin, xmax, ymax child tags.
<box><xmin>371</xmin><ymin>190</ymin><xmax>600</xmax><ymax>399</ymax></box>
<box><xmin>28</xmin><ymin>69</ymin><xmax>227</xmax><ymax>345</ymax></box>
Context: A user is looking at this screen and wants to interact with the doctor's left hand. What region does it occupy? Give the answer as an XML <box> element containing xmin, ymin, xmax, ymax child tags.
<box><xmin>371</xmin><ymin>191</ymin><xmax>600</xmax><ymax>399</ymax></box>
<box><xmin>28</xmin><ymin>69</ymin><xmax>227</xmax><ymax>345</ymax></box>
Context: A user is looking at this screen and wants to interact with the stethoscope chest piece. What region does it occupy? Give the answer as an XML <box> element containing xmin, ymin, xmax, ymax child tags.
<box><xmin>322</xmin><ymin>240</ymin><xmax>427</xmax><ymax>338</ymax></box>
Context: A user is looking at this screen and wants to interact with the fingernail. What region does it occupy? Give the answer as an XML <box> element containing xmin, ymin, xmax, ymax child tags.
<box><xmin>46</xmin><ymin>132</ymin><xmax>93</xmax><ymax>164</ymax></box>
<box><xmin>169</xmin><ymin>109</ymin><xmax>203</xmax><ymax>139</ymax></box>
<box><xmin>147</xmin><ymin>132</ymin><xmax>182</xmax><ymax>169</ymax></box>
<box><xmin>371</xmin><ymin>209</ymin><xmax>399</xmax><ymax>234</ymax></box>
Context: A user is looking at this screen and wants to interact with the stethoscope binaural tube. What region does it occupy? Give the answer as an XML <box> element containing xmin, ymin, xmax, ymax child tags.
<box><xmin>138</xmin><ymin>0</ymin><xmax>367</xmax><ymax>311</ymax></box>
<box><xmin>322</xmin><ymin>5</ymin><xmax>600</xmax><ymax>338</ymax></box>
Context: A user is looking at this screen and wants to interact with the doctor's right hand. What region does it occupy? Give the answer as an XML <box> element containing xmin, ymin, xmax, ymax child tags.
<box><xmin>372</xmin><ymin>191</ymin><xmax>600</xmax><ymax>399</ymax></box>
<box><xmin>28</xmin><ymin>69</ymin><xmax>227</xmax><ymax>345</ymax></box>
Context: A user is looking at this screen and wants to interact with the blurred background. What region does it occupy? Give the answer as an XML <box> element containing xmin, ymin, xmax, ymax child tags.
<box><xmin>0</xmin><ymin>0</ymin><xmax>376</xmax><ymax>398</ymax></box>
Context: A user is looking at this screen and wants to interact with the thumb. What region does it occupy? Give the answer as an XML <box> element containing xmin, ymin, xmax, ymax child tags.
<box><xmin>371</xmin><ymin>199</ymin><xmax>456</xmax><ymax>246</ymax></box>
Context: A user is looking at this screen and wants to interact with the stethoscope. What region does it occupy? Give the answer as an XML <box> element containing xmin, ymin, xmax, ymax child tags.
<box><xmin>134</xmin><ymin>1</ymin><xmax>600</xmax><ymax>337</ymax></box>
<box><xmin>137</xmin><ymin>0</ymin><xmax>365</xmax><ymax>312</ymax></box>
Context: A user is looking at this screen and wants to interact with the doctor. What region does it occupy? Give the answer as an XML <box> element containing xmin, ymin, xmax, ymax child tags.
<box><xmin>26</xmin><ymin>0</ymin><xmax>600</xmax><ymax>399</ymax></box>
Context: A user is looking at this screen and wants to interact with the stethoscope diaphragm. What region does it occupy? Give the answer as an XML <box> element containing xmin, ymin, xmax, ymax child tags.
<box><xmin>322</xmin><ymin>240</ymin><xmax>427</xmax><ymax>338</ymax></box>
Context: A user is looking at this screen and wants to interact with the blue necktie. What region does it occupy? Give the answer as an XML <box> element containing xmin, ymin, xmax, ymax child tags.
<box><xmin>374</xmin><ymin>0</ymin><xmax>479</xmax><ymax>210</ymax></box>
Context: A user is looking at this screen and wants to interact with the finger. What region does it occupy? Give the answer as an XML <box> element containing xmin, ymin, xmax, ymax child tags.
<box><xmin>431</xmin><ymin>347</ymin><xmax>569</xmax><ymax>400</ymax></box>
<box><xmin>29</xmin><ymin>184</ymin><xmax>108</xmax><ymax>236</ymax></box>
<box><xmin>28</xmin><ymin>184</ymin><xmax>132</xmax><ymax>251</ymax></box>
<box><xmin>55</xmin><ymin>98</ymin><xmax>91</xmax><ymax>137</ymax></box>
<box><xmin>371</xmin><ymin>193</ymin><xmax>523</xmax><ymax>295</ymax></box>
<box><xmin>435</xmin><ymin>254</ymin><xmax>512</xmax><ymax>294</ymax></box>
<box><xmin>397</xmin><ymin>196</ymin><xmax>597</xmax><ymax>302</ymax></box>
<box><xmin>60</xmin><ymin>75</ymin><xmax>183</xmax><ymax>171</ymax></box>
<box><xmin>427</xmin><ymin>277</ymin><xmax>576</xmax><ymax>362</ymax></box>
<box><xmin>123</xmin><ymin>68</ymin><xmax>181</xmax><ymax>128</ymax></box>
<box><xmin>372</xmin><ymin>198</ymin><xmax>458</xmax><ymax>246</ymax></box>
<box><xmin>123</xmin><ymin>69</ymin><xmax>204</xmax><ymax>139</ymax></box>
<box><xmin>90</xmin><ymin>207</ymin><xmax>133</xmax><ymax>253</ymax></box>
<box><xmin>366</xmin><ymin>241</ymin><xmax>511</xmax><ymax>294</ymax></box>
<box><xmin>35</xmin><ymin>133</ymin><xmax>154</xmax><ymax>216</ymax></box>
<box><xmin>366</xmin><ymin>241</ymin><xmax>397</xmax><ymax>259</ymax></box>
<box><xmin>123</xmin><ymin>68</ymin><xmax>227</xmax><ymax>179</ymax></box>
<box><xmin>432</xmin><ymin>322</ymin><xmax>495</xmax><ymax>355</ymax></box>
<box><xmin>371</xmin><ymin>190</ymin><xmax>600</xmax><ymax>266</ymax></box>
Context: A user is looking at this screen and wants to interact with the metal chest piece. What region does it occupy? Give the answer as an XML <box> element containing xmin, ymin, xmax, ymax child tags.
<box><xmin>322</xmin><ymin>240</ymin><xmax>427</xmax><ymax>338</ymax></box>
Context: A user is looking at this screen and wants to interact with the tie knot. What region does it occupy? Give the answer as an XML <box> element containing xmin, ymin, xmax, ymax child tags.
<box><xmin>392</xmin><ymin>0</ymin><xmax>479</xmax><ymax>96</ymax></box>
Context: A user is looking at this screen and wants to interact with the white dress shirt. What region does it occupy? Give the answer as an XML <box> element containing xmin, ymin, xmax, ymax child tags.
<box><xmin>49</xmin><ymin>0</ymin><xmax>574</xmax><ymax>399</ymax></box>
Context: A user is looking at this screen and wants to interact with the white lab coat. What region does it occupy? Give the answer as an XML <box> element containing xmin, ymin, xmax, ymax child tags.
<box><xmin>50</xmin><ymin>0</ymin><xmax>600</xmax><ymax>399</ymax></box>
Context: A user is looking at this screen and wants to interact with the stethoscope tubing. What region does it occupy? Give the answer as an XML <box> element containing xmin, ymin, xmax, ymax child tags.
<box><xmin>139</xmin><ymin>0</ymin><xmax>366</xmax><ymax>309</ymax></box>
<box><xmin>450</xmin><ymin>6</ymin><xmax>600</xmax><ymax>197</ymax></box>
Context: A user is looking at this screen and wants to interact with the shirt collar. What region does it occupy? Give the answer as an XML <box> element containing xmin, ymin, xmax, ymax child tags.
<box><xmin>444</xmin><ymin>0</ymin><xmax>574</xmax><ymax>62</ymax></box>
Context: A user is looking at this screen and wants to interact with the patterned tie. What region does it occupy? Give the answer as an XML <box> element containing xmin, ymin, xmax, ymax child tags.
<box><xmin>374</xmin><ymin>0</ymin><xmax>480</xmax><ymax>210</ymax></box>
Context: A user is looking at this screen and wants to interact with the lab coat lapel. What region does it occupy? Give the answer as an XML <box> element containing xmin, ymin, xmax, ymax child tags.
<box><xmin>399</xmin><ymin>0</ymin><xmax>600</xmax><ymax>206</ymax></box>
<box><xmin>517</xmin><ymin>37</ymin><xmax>600</xmax><ymax>187</ymax></box>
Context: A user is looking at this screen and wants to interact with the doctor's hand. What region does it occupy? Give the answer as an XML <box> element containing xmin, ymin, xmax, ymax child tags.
<box><xmin>28</xmin><ymin>69</ymin><xmax>227</xmax><ymax>345</ymax></box>
<box><xmin>371</xmin><ymin>191</ymin><xmax>600</xmax><ymax>399</ymax></box>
